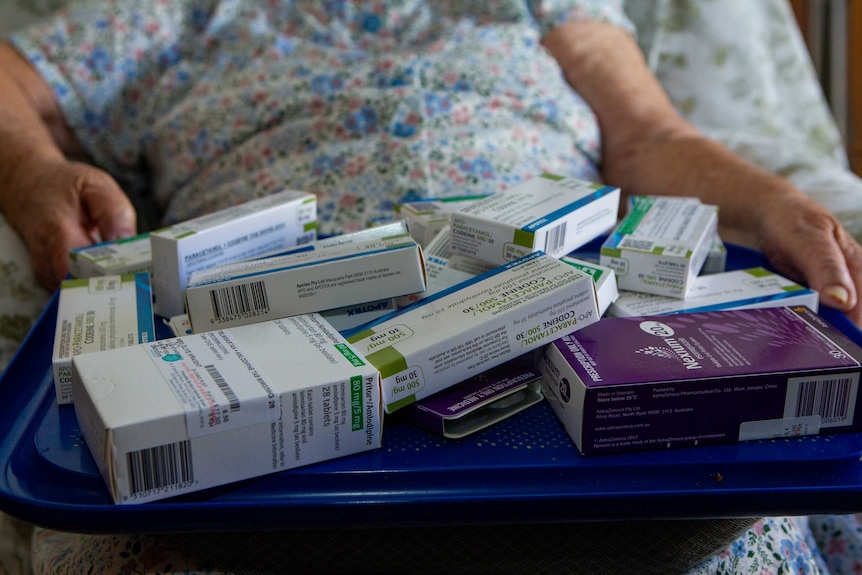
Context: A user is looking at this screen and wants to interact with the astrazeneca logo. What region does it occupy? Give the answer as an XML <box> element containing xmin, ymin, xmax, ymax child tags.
<box><xmin>638</xmin><ymin>320</ymin><xmax>675</xmax><ymax>338</ymax></box>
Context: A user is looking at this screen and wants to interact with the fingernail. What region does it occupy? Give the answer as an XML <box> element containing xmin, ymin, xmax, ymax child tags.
<box><xmin>824</xmin><ymin>285</ymin><xmax>850</xmax><ymax>306</ymax></box>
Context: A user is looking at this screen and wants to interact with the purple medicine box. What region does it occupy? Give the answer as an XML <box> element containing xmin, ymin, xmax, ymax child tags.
<box><xmin>401</xmin><ymin>356</ymin><xmax>543</xmax><ymax>438</ymax></box>
<box><xmin>539</xmin><ymin>306</ymin><xmax>862</xmax><ymax>455</ymax></box>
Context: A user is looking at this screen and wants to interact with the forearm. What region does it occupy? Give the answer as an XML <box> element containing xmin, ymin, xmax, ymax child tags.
<box><xmin>0</xmin><ymin>42</ymin><xmax>81</xmax><ymax>216</ymax></box>
<box><xmin>540</xmin><ymin>20</ymin><xmax>797</xmax><ymax>248</ymax></box>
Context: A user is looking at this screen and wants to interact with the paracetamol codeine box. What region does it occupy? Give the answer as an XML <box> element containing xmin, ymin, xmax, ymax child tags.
<box><xmin>344</xmin><ymin>251</ymin><xmax>600</xmax><ymax>413</ymax></box>
<box><xmin>52</xmin><ymin>273</ymin><xmax>155</xmax><ymax>404</ymax></box>
<box><xmin>395</xmin><ymin>195</ymin><xmax>489</xmax><ymax>248</ymax></box>
<box><xmin>69</xmin><ymin>233</ymin><xmax>152</xmax><ymax>278</ymax></box>
<box><xmin>449</xmin><ymin>174</ymin><xmax>620</xmax><ymax>267</ymax></box>
<box><xmin>600</xmin><ymin>196</ymin><xmax>718</xmax><ymax>298</ymax></box>
<box><xmin>607</xmin><ymin>267</ymin><xmax>819</xmax><ymax>317</ymax></box>
<box><xmin>150</xmin><ymin>190</ymin><xmax>317</xmax><ymax>317</ymax></box>
<box><xmin>72</xmin><ymin>313</ymin><xmax>382</xmax><ymax>504</ymax></box>
<box><xmin>559</xmin><ymin>256</ymin><xmax>619</xmax><ymax>316</ymax></box>
<box><xmin>184</xmin><ymin>222</ymin><xmax>426</xmax><ymax>332</ymax></box>
<box><xmin>539</xmin><ymin>306</ymin><xmax>862</xmax><ymax>455</ymax></box>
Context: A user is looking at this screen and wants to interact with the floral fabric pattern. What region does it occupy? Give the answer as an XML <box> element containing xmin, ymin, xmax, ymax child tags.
<box><xmin>2</xmin><ymin>0</ymin><xmax>862</xmax><ymax>573</ymax></box>
<box><xmin>10</xmin><ymin>0</ymin><xmax>632</xmax><ymax>236</ymax></box>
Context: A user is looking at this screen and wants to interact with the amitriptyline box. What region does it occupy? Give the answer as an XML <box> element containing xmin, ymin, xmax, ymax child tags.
<box><xmin>559</xmin><ymin>256</ymin><xmax>619</xmax><ymax>317</ymax></box>
<box><xmin>600</xmin><ymin>196</ymin><xmax>718</xmax><ymax>298</ymax></box>
<box><xmin>607</xmin><ymin>267</ymin><xmax>819</xmax><ymax>318</ymax></box>
<box><xmin>395</xmin><ymin>195</ymin><xmax>489</xmax><ymax>248</ymax></box>
<box><xmin>400</xmin><ymin>356</ymin><xmax>543</xmax><ymax>438</ymax></box>
<box><xmin>449</xmin><ymin>174</ymin><xmax>620</xmax><ymax>267</ymax></box>
<box><xmin>69</xmin><ymin>233</ymin><xmax>152</xmax><ymax>278</ymax></box>
<box><xmin>150</xmin><ymin>190</ymin><xmax>318</xmax><ymax>318</ymax></box>
<box><xmin>344</xmin><ymin>251</ymin><xmax>600</xmax><ymax>413</ymax></box>
<box><xmin>539</xmin><ymin>306</ymin><xmax>862</xmax><ymax>455</ymax></box>
<box><xmin>72</xmin><ymin>313</ymin><xmax>382</xmax><ymax>504</ymax></box>
<box><xmin>184</xmin><ymin>222</ymin><xmax>426</xmax><ymax>332</ymax></box>
<box><xmin>52</xmin><ymin>273</ymin><xmax>155</xmax><ymax>404</ymax></box>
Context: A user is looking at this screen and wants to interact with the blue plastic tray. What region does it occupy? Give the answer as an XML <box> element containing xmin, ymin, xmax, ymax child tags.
<box><xmin>2</xmin><ymin>241</ymin><xmax>862</xmax><ymax>534</ymax></box>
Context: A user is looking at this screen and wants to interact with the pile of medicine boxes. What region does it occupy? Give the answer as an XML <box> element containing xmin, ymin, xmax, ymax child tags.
<box><xmin>56</xmin><ymin>173</ymin><xmax>822</xmax><ymax>504</ymax></box>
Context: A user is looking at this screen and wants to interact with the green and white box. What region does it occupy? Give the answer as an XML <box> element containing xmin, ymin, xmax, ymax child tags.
<box><xmin>69</xmin><ymin>233</ymin><xmax>152</xmax><ymax>278</ymax></box>
<box><xmin>559</xmin><ymin>256</ymin><xmax>619</xmax><ymax>316</ymax></box>
<box><xmin>72</xmin><ymin>314</ymin><xmax>382</xmax><ymax>505</ymax></box>
<box><xmin>395</xmin><ymin>195</ymin><xmax>489</xmax><ymax>248</ymax></box>
<box><xmin>320</xmin><ymin>298</ymin><xmax>398</xmax><ymax>332</ymax></box>
<box><xmin>600</xmin><ymin>196</ymin><xmax>719</xmax><ymax>298</ymax></box>
<box><xmin>607</xmin><ymin>267</ymin><xmax>819</xmax><ymax>317</ymax></box>
<box><xmin>448</xmin><ymin>174</ymin><xmax>620</xmax><ymax>267</ymax></box>
<box><xmin>52</xmin><ymin>273</ymin><xmax>155</xmax><ymax>404</ymax></box>
<box><xmin>345</xmin><ymin>251</ymin><xmax>600</xmax><ymax>413</ymax></box>
<box><xmin>150</xmin><ymin>190</ymin><xmax>317</xmax><ymax>318</ymax></box>
<box><xmin>184</xmin><ymin>223</ymin><xmax>426</xmax><ymax>333</ymax></box>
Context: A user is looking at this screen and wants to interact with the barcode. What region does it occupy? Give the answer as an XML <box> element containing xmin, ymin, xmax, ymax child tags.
<box><xmin>543</xmin><ymin>222</ymin><xmax>567</xmax><ymax>254</ymax></box>
<box><xmin>209</xmin><ymin>281</ymin><xmax>269</xmax><ymax>321</ymax></box>
<box><xmin>794</xmin><ymin>376</ymin><xmax>853</xmax><ymax>421</ymax></box>
<box><xmin>426</xmin><ymin>235</ymin><xmax>450</xmax><ymax>259</ymax></box>
<box><xmin>127</xmin><ymin>440</ymin><xmax>194</xmax><ymax>496</ymax></box>
<box><xmin>620</xmin><ymin>238</ymin><xmax>655</xmax><ymax>252</ymax></box>
<box><xmin>205</xmin><ymin>364</ymin><xmax>240</xmax><ymax>412</ymax></box>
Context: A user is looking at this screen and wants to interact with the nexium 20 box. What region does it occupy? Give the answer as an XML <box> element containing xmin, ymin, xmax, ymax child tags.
<box><xmin>344</xmin><ymin>251</ymin><xmax>599</xmax><ymax>413</ymax></box>
<box><xmin>72</xmin><ymin>313</ymin><xmax>381</xmax><ymax>504</ymax></box>
<box><xmin>449</xmin><ymin>174</ymin><xmax>620</xmax><ymax>267</ymax></box>
<box><xmin>539</xmin><ymin>306</ymin><xmax>862</xmax><ymax>455</ymax></box>
<box><xmin>150</xmin><ymin>190</ymin><xmax>317</xmax><ymax>318</ymax></box>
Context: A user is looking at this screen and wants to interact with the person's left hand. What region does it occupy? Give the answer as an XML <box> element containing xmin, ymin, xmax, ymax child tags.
<box><xmin>747</xmin><ymin>192</ymin><xmax>862</xmax><ymax>327</ymax></box>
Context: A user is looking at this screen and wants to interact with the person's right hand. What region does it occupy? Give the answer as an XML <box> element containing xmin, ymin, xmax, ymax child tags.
<box><xmin>0</xmin><ymin>155</ymin><xmax>136</xmax><ymax>291</ymax></box>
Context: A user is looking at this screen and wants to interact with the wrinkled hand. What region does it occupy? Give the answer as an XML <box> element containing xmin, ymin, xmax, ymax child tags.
<box><xmin>745</xmin><ymin>193</ymin><xmax>862</xmax><ymax>327</ymax></box>
<box><xmin>0</xmin><ymin>155</ymin><xmax>136</xmax><ymax>291</ymax></box>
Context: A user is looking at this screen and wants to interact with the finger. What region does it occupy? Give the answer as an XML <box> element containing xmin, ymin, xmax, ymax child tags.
<box><xmin>74</xmin><ymin>164</ymin><xmax>137</xmax><ymax>241</ymax></box>
<box><xmin>802</xmin><ymin>225</ymin><xmax>862</xmax><ymax>312</ymax></box>
<box><xmin>30</xmin><ymin>216</ymin><xmax>92</xmax><ymax>290</ymax></box>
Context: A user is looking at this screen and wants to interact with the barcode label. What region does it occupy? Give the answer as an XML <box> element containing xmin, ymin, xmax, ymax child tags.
<box><xmin>127</xmin><ymin>440</ymin><xmax>194</xmax><ymax>497</ymax></box>
<box><xmin>786</xmin><ymin>372</ymin><xmax>859</xmax><ymax>427</ymax></box>
<box><xmin>209</xmin><ymin>280</ymin><xmax>269</xmax><ymax>322</ymax></box>
<box><xmin>619</xmin><ymin>237</ymin><xmax>655</xmax><ymax>252</ymax></box>
<box><xmin>424</xmin><ymin>226</ymin><xmax>449</xmax><ymax>259</ymax></box>
<box><xmin>205</xmin><ymin>364</ymin><xmax>240</xmax><ymax>412</ymax></box>
<box><xmin>543</xmin><ymin>222</ymin><xmax>567</xmax><ymax>254</ymax></box>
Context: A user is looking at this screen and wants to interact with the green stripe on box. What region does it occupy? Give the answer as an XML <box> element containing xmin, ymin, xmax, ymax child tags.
<box><xmin>346</xmin><ymin>328</ymin><xmax>376</xmax><ymax>343</ymax></box>
<box><xmin>365</xmin><ymin>346</ymin><xmax>408</xmax><ymax>379</ymax></box>
<box><xmin>335</xmin><ymin>343</ymin><xmax>366</xmax><ymax>367</ymax></box>
<box><xmin>350</xmin><ymin>376</ymin><xmax>363</xmax><ymax>431</ymax></box>
<box><xmin>387</xmin><ymin>394</ymin><xmax>418</xmax><ymax>413</ymax></box>
<box><xmin>540</xmin><ymin>173</ymin><xmax>564</xmax><ymax>181</ymax></box>
<box><xmin>62</xmin><ymin>278</ymin><xmax>90</xmax><ymax>289</ymax></box>
<box><xmin>744</xmin><ymin>268</ymin><xmax>773</xmax><ymax>278</ymax></box>
<box><xmin>601</xmin><ymin>247</ymin><xmax>622</xmax><ymax>258</ymax></box>
<box><xmin>615</xmin><ymin>196</ymin><xmax>655</xmax><ymax>235</ymax></box>
<box><xmin>304</xmin><ymin>221</ymin><xmax>317</xmax><ymax>232</ymax></box>
<box><xmin>513</xmin><ymin>229</ymin><xmax>535</xmax><ymax>249</ymax></box>
<box><xmin>783</xmin><ymin>285</ymin><xmax>804</xmax><ymax>292</ymax></box>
